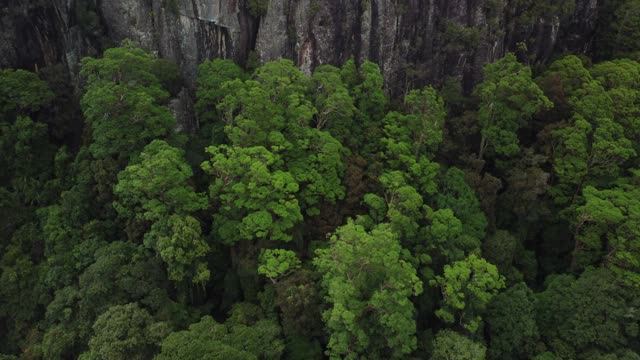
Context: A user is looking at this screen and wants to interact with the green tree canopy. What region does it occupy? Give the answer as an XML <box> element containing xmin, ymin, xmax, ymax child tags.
<box><xmin>202</xmin><ymin>145</ymin><xmax>302</xmax><ymax>244</ymax></box>
<box><xmin>156</xmin><ymin>310</ymin><xmax>284</xmax><ymax>360</ymax></box>
<box><xmin>114</xmin><ymin>140</ymin><xmax>206</xmax><ymax>224</ymax></box>
<box><xmin>257</xmin><ymin>248</ymin><xmax>301</xmax><ymax>283</ymax></box>
<box><xmin>0</xmin><ymin>69</ymin><xmax>53</xmax><ymax>117</ymax></box>
<box><xmin>79</xmin><ymin>303</ymin><xmax>170</xmax><ymax>360</ymax></box>
<box><xmin>431</xmin><ymin>254</ymin><xmax>506</xmax><ymax>333</ymax></box>
<box><xmin>537</xmin><ymin>268</ymin><xmax>640</xmax><ymax>359</ymax></box>
<box><xmin>430</xmin><ymin>329</ymin><xmax>487</xmax><ymax>360</ymax></box>
<box><xmin>486</xmin><ymin>282</ymin><xmax>540</xmax><ymax>359</ymax></box>
<box><xmin>80</xmin><ymin>42</ymin><xmax>176</xmax><ymax>161</ymax></box>
<box><xmin>314</xmin><ymin>221</ymin><xmax>423</xmax><ymax>359</ymax></box>
<box><xmin>475</xmin><ymin>53</ymin><xmax>552</xmax><ymax>159</ymax></box>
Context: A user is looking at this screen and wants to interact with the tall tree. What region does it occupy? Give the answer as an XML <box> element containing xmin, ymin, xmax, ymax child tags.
<box><xmin>486</xmin><ymin>283</ymin><xmax>540</xmax><ymax>359</ymax></box>
<box><xmin>536</xmin><ymin>268</ymin><xmax>640</xmax><ymax>359</ymax></box>
<box><xmin>474</xmin><ymin>53</ymin><xmax>551</xmax><ymax>160</ymax></box>
<box><xmin>309</xmin><ymin>65</ymin><xmax>356</xmax><ymax>146</ymax></box>
<box><xmin>114</xmin><ymin>140</ymin><xmax>207</xmax><ymax>226</ymax></box>
<box><xmin>201</xmin><ymin>145</ymin><xmax>302</xmax><ymax>244</ymax></box>
<box><xmin>574</xmin><ymin>179</ymin><xmax>640</xmax><ymax>283</ymax></box>
<box><xmin>79</xmin><ymin>303</ymin><xmax>169</xmax><ymax>360</ymax></box>
<box><xmin>113</xmin><ymin>140</ymin><xmax>209</xmax><ymax>284</ymax></box>
<box><xmin>156</xmin><ymin>306</ymin><xmax>284</xmax><ymax>360</ymax></box>
<box><xmin>314</xmin><ymin>221</ymin><xmax>422</xmax><ymax>359</ymax></box>
<box><xmin>80</xmin><ymin>42</ymin><xmax>177</xmax><ymax>162</ymax></box>
<box><xmin>431</xmin><ymin>254</ymin><xmax>505</xmax><ymax>333</ymax></box>
<box><xmin>0</xmin><ymin>69</ymin><xmax>53</xmax><ymax>118</ymax></box>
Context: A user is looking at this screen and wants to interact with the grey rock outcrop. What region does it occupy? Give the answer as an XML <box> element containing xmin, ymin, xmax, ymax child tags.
<box><xmin>1</xmin><ymin>0</ymin><xmax>600</xmax><ymax>95</ymax></box>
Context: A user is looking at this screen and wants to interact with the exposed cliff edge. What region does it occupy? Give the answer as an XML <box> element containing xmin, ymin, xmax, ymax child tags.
<box><xmin>0</xmin><ymin>0</ymin><xmax>598</xmax><ymax>96</ymax></box>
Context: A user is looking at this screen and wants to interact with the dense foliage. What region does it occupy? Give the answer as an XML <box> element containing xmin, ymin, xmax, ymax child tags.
<box><xmin>2</xmin><ymin>4</ymin><xmax>640</xmax><ymax>356</ymax></box>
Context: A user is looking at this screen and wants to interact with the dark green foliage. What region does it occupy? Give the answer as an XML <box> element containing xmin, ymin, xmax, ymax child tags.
<box><xmin>74</xmin><ymin>0</ymin><xmax>102</xmax><ymax>35</ymax></box>
<box><xmin>3</xmin><ymin>40</ymin><xmax>640</xmax><ymax>360</ymax></box>
<box><xmin>0</xmin><ymin>69</ymin><xmax>53</xmax><ymax>116</ymax></box>
<box><xmin>431</xmin><ymin>254</ymin><xmax>505</xmax><ymax>333</ymax></box>
<box><xmin>436</xmin><ymin>167</ymin><xmax>488</xmax><ymax>240</ymax></box>
<box><xmin>157</xmin><ymin>306</ymin><xmax>284</xmax><ymax>359</ymax></box>
<box><xmin>474</xmin><ymin>53</ymin><xmax>552</xmax><ymax>160</ymax></box>
<box><xmin>79</xmin><ymin>303</ymin><xmax>170</xmax><ymax>360</ymax></box>
<box><xmin>443</xmin><ymin>22</ymin><xmax>482</xmax><ymax>53</ymax></box>
<box><xmin>80</xmin><ymin>41</ymin><xmax>177</xmax><ymax>161</ymax></box>
<box><xmin>114</xmin><ymin>140</ymin><xmax>206</xmax><ymax>224</ymax></box>
<box><xmin>162</xmin><ymin>0</ymin><xmax>180</xmax><ymax>16</ymax></box>
<box><xmin>595</xmin><ymin>0</ymin><xmax>640</xmax><ymax>59</ymax></box>
<box><xmin>537</xmin><ymin>268</ymin><xmax>640</xmax><ymax>359</ymax></box>
<box><xmin>195</xmin><ymin>59</ymin><xmax>247</xmax><ymax>126</ymax></box>
<box><xmin>486</xmin><ymin>283</ymin><xmax>540</xmax><ymax>359</ymax></box>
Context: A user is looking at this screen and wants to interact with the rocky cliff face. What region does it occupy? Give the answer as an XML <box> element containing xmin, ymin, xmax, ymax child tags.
<box><xmin>1</xmin><ymin>0</ymin><xmax>599</xmax><ymax>95</ymax></box>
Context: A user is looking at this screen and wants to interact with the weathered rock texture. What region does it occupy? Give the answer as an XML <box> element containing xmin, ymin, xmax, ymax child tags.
<box><xmin>1</xmin><ymin>0</ymin><xmax>599</xmax><ymax>95</ymax></box>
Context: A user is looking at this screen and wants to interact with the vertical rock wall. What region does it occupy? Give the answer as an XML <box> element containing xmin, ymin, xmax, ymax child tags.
<box><xmin>0</xmin><ymin>0</ymin><xmax>599</xmax><ymax>94</ymax></box>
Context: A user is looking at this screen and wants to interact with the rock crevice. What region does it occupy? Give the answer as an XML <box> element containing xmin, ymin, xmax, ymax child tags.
<box><xmin>1</xmin><ymin>0</ymin><xmax>599</xmax><ymax>95</ymax></box>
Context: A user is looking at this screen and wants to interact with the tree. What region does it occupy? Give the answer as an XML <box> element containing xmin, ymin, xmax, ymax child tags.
<box><xmin>378</xmin><ymin>87</ymin><xmax>445</xmax><ymax>196</ymax></box>
<box><xmin>0</xmin><ymin>223</ymin><xmax>45</xmax><ymax>353</ymax></box>
<box><xmin>362</xmin><ymin>171</ymin><xmax>425</xmax><ymax>240</ymax></box>
<box><xmin>80</xmin><ymin>42</ymin><xmax>176</xmax><ymax>161</ymax></box>
<box><xmin>425</xmin><ymin>207</ymin><xmax>478</xmax><ymax>266</ymax></box>
<box><xmin>40</xmin><ymin>240</ymin><xmax>182</xmax><ymax>357</ymax></box>
<box><xmin>286</xmin><ymin>129</ymin><xmax>346</xmax><ymax>215</ymax></box>
<box><xmin>314</xmin><ymin>221</ymin><xmax>423</xmax><ymax>359</ymax></box>
<box><xmin>257</xmin><ymin>249</ymin><xmax>301</xmax><ymax>283</ymax></box>
<box><xmin>482</xmin><ymin>230</ymin><xmax>525</xmax><ymax>284</ymax></box>
<box><xmin>551</xmin><ymin>79</ymin><xmax>635</xmax><ymax>209</ymax></box>
<box><xmin>574</xmin><ymin>181</ymin><xmax>640</xmax><ymax>284</ymax></box>
<box><xmin>486</xmin><ymin>283</ymin><xmax>540</xmax><ymax>360</ymax></box>
<box><xmin>340</xmin><ymin>59</ymin><xmax>388</xmax><ymax>152</ymax></box>
<box><xmin>79</xmin><ymin>303</ymin><xmax>169</xmax><ymax>360</ymax></box>
<box><xmin>114</xmin><ymin>140</ymin><xmax>207</xmax><ymax>225</ymax></box>
<box><xmin>590</xmin><ymin>59</ymin><xmax>640</xmax><ymax>153</ymax></box>
<box><xmin>0</xmin><ymin>69</ymin><xmax>53</xmax><ymax>117</ymax></box>
<box><xmin>201</xmin><ymin>145</ymin><xmax>302</xmax><ymax>244</ymax></box>
<box><xmin>536</xmin><ymin>55</ymin><xmax>593</xmax><ymax>118</ymax></box>
<box><xmin>352</xmin><ymin>61</ymin><xmax>388</xmax><ymax>126</ymax></box>
<box><xmin>113</xmin><ymin>141</ymin><xmax>210</xmax><ymax>284</ymax></box>
<box><xmin>309</xmin><ymin>65</ymin><xmax>356</xmax><ymax>145</ymax></box>
<box><xmin>154</xmin><ymin>215</ymin><xmax>210</xmax><ymax>284</ymax></box>
<box><xmin>0</xmin><ymin>116</ymin><xmax>55</xmax><ymax>189</ymax></box>
<box><xmin>156</xmin><ymin>310</ymin><xmax>284</xmax><ymax>360</ymax></box>
<box><xmin>430</xmin><ymin>329</ymin><xmax>487</xmax><ymax>360</ymax></box>
<box><xmin>536</xmin><ymin>268</ymin><xmax>640</xmax><ymax>359</ymax></box>
<box><xmin>272</xmin><ymin>268</ymin><xmax>324</xmax><ymax>338</ymax></box>
<box><xmin>597</xmin><ymin>0</ymin><xmax>640</xmax><ymax>58</ymax></box>
<box><xmin>217</xmin><ymin>59</ymin><xmax>312</xmax><ymax>149</ymax></box>
<box><xmin>195</xmin><ymin>59</ymin><xmax>248</xmax><ymax>124</ymax></box>
<box><xmin>436</xmin><ymin>167</ymin><xmax>488</xmax><ymax>241</ymax></box>
<box><xmin>431</xmin><ymin>254</ymin><xmax>505</xmax><ymax>333</ymax></box>
<box><xmin>385</xmin><ymin>87</ymin><xmax>447</xmax><ymax>159</ymax></box>
<box><xmin>214</xmin><ymin>59</ymin><xmax>346</xmax><ymax>216</ymax></box>
<box><xmin>474</xmin><ymin>53</ymin><xmax>552</xmax><ymax>160</ymax></box>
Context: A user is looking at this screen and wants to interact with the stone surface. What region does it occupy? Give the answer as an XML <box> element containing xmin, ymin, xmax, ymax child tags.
<box><xmin>0</xmin><ymin>0</ymin><xmax>602</xmax><ymax>127</ymax></box>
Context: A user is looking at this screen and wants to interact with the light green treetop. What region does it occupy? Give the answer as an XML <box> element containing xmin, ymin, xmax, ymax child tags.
<box><xmin>257</xmin><ymin>249</ymin><xmax>301</xmax><ymax>283</ymax></box>
<box><xmin>201</xmin><ymin>145</ymin><xmax>302</xmax><ymax>244</ymax></box>
<box><xmin>475</xmin><ymin>53</ymin><xmax>552</xmax><ymax>159</ymax></box>
<box><xmin>431</xmin><ymin>254</ymin><xmax>506</xmax><ymax>333</ymax></box>
<box><xmin>114</xmin><ymin>140</ymin><xmax>207</xmax><ymax>223</ymax></box>
<box><xmin>314</xmin><ymin>221</ymin><xmax>423</xmax><ymax>359</ymax></box>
